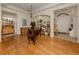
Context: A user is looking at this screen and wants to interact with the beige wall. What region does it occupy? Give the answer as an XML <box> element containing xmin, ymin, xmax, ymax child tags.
<box><xmin>71</xmin><ymin>6</ymin><xmax>78</xmax><ymax>38</ymax></box>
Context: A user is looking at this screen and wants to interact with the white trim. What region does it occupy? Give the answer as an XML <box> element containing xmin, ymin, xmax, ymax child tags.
<box><xmin>77</xmin><ymin>5</ymin><xmax>79</xmax><ymax>43</ymax></box>
<box><xmin>53</xmin><ymin>3</ymin><xmax>78</xmax><ymax>11</ymax></box>
<box><xmin>33</xmin><ymin>3</ymin><xmax>61</xmax><ymax>13</ymax></box>
<box><xmin>33</xmin><ymin>3</ymin><xmax>78</xmax><ymax>14</ymax></box>
<box><xmin>2</xmin><ymin>5</ymin><xmax>30</xmax><ymax>14</ymax></box>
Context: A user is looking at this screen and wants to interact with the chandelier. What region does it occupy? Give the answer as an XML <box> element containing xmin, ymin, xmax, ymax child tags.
<box><xmin>30</xmin><ymin>5</ymin><xmax>32</xmax><ymax>18</ymax></box>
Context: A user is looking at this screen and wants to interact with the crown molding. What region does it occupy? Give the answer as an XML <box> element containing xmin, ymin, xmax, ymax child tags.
<box><xmin>32</xmin><ymin>3</ymin><xmax>62</xmax><ymax>13</ymax></box>
<box><xmin>32</xmin><ymin>3</ymin><xmax>78</xmax><ymax>14</ymax></box>
<box><xmin>2</xmin><ymin>4</ymin><xmax>30</xmax><ymax>14</ymax></box>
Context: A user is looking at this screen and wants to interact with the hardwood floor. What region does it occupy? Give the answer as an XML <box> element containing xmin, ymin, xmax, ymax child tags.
<box><xmin>0</xmin><ymin>35</ymin><xmax>79</xmax><ymax>55</ymax></box>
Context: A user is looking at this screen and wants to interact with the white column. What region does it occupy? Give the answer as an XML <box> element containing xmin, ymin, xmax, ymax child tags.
<box><xmin>50</xmin><ymin>11</ymin><xmax>54</xmax><ymax>37</ymax></box>
<box><xmin>0</xmin><ymin>4</ymin><xmax>2</xmax><ymax>42</ymax></box>
<box><xmin>77</xmin><ymin>5</ymin><xmax>79</xmax><ymax>43</ymax></box>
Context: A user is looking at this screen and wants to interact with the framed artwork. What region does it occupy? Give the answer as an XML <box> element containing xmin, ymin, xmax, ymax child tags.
<box><xmin>22</xmin><ymin>19</ymin><xmax>27</xmax><ymax>26</ymax></box>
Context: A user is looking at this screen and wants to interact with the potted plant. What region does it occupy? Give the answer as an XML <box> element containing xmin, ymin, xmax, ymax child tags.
<box><xmin>30</xmin><ymin>21</ymin><xmax>36</xmax><ymax>29</ymax></box>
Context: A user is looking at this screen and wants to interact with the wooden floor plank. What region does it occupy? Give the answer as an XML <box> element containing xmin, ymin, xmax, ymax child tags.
<box><xmin>0</xmin><ymin>35</ymin><xmax>79</xmax><ymax>55</ymax></box>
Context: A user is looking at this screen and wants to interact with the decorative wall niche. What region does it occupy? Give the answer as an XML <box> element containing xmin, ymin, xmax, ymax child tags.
<box><xmin>33</xmin><ymin>15</ymin><xmax>50</xmax><ymax>36</ymax></box>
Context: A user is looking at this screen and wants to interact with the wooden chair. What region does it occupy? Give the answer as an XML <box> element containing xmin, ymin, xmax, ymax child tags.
<box><xmin>27</xmin><ymin>28</ymin><xmax>41</xmax><ymax>45</ymax></box>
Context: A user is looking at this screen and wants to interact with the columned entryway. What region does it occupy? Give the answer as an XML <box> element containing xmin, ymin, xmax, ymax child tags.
<box><xmin>77</xmin><ymin>5</ymin><xmax>79</xmax><ymax>43</ymax></box>
<box><xmin>0</xmin><ymin>3</ymin><xmax>2</xmax><ymax>42</ymax></box>
<box><xmin>50</xmin><ymin>11</ymin><xmax>54</xmax><ymax>37</ymax></box>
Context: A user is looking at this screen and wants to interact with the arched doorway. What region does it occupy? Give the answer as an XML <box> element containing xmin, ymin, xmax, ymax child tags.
<box><xmin>56</xmin><ymin>13</ymin><xmax>71</xmax><ymax>34</ymax></box>
<box><xmin>2</xmin><ymin>11</ymin><xmax>17</xmax><ymax>39</ymax></box>
<box><xmin>54</xmin><ymin>7</ymin><xmax>78</xmax><ymax>42</ymax></box>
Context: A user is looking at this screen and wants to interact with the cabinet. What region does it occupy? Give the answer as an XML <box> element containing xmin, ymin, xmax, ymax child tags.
<box><xmin>2</xmin><ymin>25</ymin><xmax>14</xmax><ymax>35</ymax></box>
<box><xmin>20</xmin><ymin>27</ymin><xmax>28</xmax><ymax>35</ymax></box>
<box><xmin>32</xmin><ymin>15</ymin><xmax>50</xmax><ymax>35</ymax></box>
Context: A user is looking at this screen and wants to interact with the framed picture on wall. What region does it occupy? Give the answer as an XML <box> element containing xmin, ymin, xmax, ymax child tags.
<box><xmin>22</xmin><ymin>19</ymin><xmax>27</xmax><ymax>26</ymax></box>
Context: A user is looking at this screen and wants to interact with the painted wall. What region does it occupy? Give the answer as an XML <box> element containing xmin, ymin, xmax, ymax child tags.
<box><xmin>16</xmin><ymin>13</ymin><xmax>31</xmax><ymax>34</ymax></box>
<box><xmin>2</xmin><ymin>5</ymin><xmax>31</xmax><ymax>34</ymax></box>
<box><xmin>71</xmin><ymin>6</ymin><xmax>78</xmax><ymax>38</ymax></box>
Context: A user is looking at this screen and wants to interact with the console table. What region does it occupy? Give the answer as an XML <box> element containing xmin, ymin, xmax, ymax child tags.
<box><xmin>20</xmin><ymin>27</ymin><xmax>28</xmax><ymax>35</ymax></box>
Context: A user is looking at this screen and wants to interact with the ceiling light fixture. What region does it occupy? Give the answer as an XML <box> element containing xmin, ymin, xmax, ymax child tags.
<box><xmin>30</xmin><ymin>5</ymin><xmax>32</xmax><ymax>18</ymax></box>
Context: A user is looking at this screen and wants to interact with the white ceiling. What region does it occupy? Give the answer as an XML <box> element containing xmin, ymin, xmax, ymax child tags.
<box><xmin>3</xmin><ymin>3</ymin><xmax>51</xmax><ymax>11</ymax></box>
